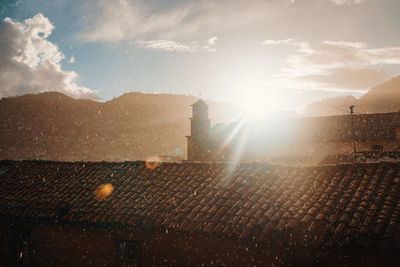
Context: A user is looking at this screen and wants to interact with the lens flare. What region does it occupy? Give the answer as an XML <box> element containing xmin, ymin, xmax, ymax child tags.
<box><xmin>145</xmin><ymin>156</ymin><xmax>161</xmax><ymax>170</ymax></box>
<box><xmin>94</xmin><ymin>183</ymin><xmax>114</xmax><ymax>201</ymax></box>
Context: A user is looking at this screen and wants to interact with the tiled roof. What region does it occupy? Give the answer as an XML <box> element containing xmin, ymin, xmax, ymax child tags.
<box><xmin>1</xmin><ymin>160</ymin><xmax>400</xmax><ymax>248</ymax></box>
<box><xmin>292</xmin><ymin>112</ymin><xmax>398</xmax><ymax>142</ymax></box>
<box><xmin>320</xmin><ymin>151</ymin><xmax>400</xmax><ymax>165</ymax></box>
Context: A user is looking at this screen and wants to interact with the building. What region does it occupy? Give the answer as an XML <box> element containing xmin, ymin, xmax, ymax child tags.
<box><xmin>1</xmin><ymin>160</ymin><xmax>400</xmax><ymax>265</ymax></box>
<box><xmin>186</xmin><ymin>100</ymin><xmax>400</xmax><ymax>163</ymax></box>
<box><xmin>186</xmin><ymin>99</ymin><xmax>211</xmax><ymax>162</ymax></box>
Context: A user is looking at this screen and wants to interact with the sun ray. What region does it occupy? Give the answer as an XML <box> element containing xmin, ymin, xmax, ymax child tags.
<box><xmin>216</xmin><ymin>113</ymin><xmax>248</xmax><ymax>153</ymax></box>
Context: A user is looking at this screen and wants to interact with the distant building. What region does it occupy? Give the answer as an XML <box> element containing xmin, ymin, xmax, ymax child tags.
<box><xmin>186</xmin><ymin>99</ymin><xmax>211</xmax><ymax>161</ymax></box>
<box><xmin>186</xmin><ymin>100</ymin><xmax>400</xmax><ymax>164</ymax></box>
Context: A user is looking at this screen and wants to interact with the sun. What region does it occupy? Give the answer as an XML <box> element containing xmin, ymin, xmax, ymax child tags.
<box><xmin>229</xmin><ymin>86</ymin><xmax>297</xmax><ymax>120</ymax></box>
<box><xmin>242</xmin><ymin>101</ymin><xmax>268</xmax><ymax>118</ymax></box>
<box><xmin>238</xmin><ymin>95</ymin><xmax>275</xmax><ymax>120</ymax></box>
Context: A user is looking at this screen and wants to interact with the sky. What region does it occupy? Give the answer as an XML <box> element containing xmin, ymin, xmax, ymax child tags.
<box><xmin>1</xmin><ymin>0</ymin><xmax>400</xmax><ymax>112</ymax></box>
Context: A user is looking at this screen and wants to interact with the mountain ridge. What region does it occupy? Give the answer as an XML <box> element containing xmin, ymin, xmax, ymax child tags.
<box><xmin>2</xmin><ymin>75</ymin><xmax>400</xmax><ymax>161</ymax></box>
<box><xmin>304</xmin><ymin>75</ymin><xmax>400</xmax><ymax>116</ymax></box>
<box><xmin>0</xmin><ymin>91</ymin><xmax>241</xmax><ymax>161</ymax></box>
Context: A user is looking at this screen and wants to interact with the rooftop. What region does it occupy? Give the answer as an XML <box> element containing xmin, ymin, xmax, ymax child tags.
<box><xmin>1</xmin><ymin>160</ymin><xmax>400</xmax><ymax>249</ymax></box>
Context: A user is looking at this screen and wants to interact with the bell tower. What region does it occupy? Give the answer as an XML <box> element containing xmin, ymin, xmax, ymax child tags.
<box><xmin>186</xmin><ymin>99</ymin><xmax>211</xmax><ymax>161</ymax></box>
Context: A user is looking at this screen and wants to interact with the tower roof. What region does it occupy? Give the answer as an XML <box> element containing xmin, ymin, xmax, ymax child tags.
<box><xmin>191</xmin><ymin>99</ymin><xmax>208</xmax><ymax>108</ymax></box>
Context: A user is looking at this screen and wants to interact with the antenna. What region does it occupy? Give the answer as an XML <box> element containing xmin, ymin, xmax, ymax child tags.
<box><xmin>350</xmin><ymin>105</ymin><xmax>357</xmax><ymax>161</ymax></box>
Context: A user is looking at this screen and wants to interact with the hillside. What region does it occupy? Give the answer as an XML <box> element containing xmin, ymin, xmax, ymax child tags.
<box><xmin>304</xmin><ymin>76</ymin><xmax>400</xmax><ymax>116</ymax></box>
<box><xmin>0</xmin><ymin>92</ymin><xmax>241</xmax><ymax>161</ymax></box>
<box><xmin>302</xmin><ymin>95</ymin><xmax>357</xmax><ymax>117</ymax></box>
<box><xmin>358</xmin><ymin>76</ymin><xmax>400</xmax><ymax>113</ymax></box>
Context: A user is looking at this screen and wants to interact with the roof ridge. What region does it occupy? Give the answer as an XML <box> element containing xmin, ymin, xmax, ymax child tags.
<box><xmin>3</xmin><ymin>159</ymin><xmax>400</xmax><ymax>169</ymax></box>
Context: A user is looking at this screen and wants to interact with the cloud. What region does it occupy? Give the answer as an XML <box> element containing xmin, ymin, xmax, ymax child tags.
<box><xmin>278</xmin><ymin>0</ymin><xmax>365</xmax><ymax>6</ymax></box>
<box><xmin>262</xmin><ymin>39</ymin><xmax>295</xmax><ymax>45</ymax></box>
<box><xmin>207</xmin><ymin>36</ymin><xmax>218</xmax><ymax>46</ymax></box>
<box><xmin>0</xmin><ymin>14</ymin><xmax>97</xmax><ymax>99</ymax></box>
<box><xmin>327</xmin><ymin>0</ymin><xmax>365</xmax><ymax>6</ymax></box>
<box><xmin>269</xmin><ymin>40</ymin><xmax>400</xmax><ymax>91</ymax></box>
<box><xmin>79</xmin><ymin>0</ymin><xmax>370</xmax><ymax>44</ymax></box>
<box><xmin>79</xmin><ymin>0</ymin><xmax>286</xmax><ymax>43</ymax></box>
<box><xmin>135</xmin><ymin>37</ymin><xmax>218</xmax><ymax>52</ymax></box>
<box><xmin>69</xmin><ymin>56</ymin><xmax>75</xmax><ymax>63</ymax></box>
<box><xmin>299</xmin><ymin>67</ymin><xmax>389</xmax><ymax>90</ymax></box>
<box><xmin>136</xmin><ymin>40</ymin><xmax>196</xmax><ymax>52</ymax></box>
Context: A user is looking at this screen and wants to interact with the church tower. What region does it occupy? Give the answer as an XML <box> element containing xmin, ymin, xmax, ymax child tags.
<box><xmin>186</xmin><ymin>99</ymin><xmax>211</xmax><ymax>161</ymax></box>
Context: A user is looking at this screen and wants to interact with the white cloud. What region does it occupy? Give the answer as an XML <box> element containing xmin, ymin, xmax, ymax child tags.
<box><xmin>79</xmin><ymin>0</ymin><xmax>369</xmax><ymax>45</ymax></box>
<box><xmin>264</xmin><ymin>40</ymin><xmax>400</xmax><ymax>91</ymax></box>
<box><xmin>136</xmin><ymin>40</ymin><xmax>196</xmax><ymax>52</ymax></box>
<box><xmin>135</xmin><ymin>38</ymin><xmax>218</xmax><ymax>52</ymax></box>
<box><xmin>0</xmin><ymin>14</ymin><xmax>97</xmax><ymax>99</ymax></box>
<box><xmin>327</xmin><ymin>0</ymin><xmax>365</xmax><ymax>6</ymax></box>
<box><xmin>262</xmin><ymin>39</ymin><xmax>294</xmax><ymax>45</ymax></box>
<box><xmin>291</xmin><ymin>41</ymin><xmax>400</xmax><ymax>70</ymax></box>
<box><xmin>69</xmin><ymin>56</ymin><xmax>75</xmax><ymax>63</ymax></box>
<box><xmin>79</xmin><ymin>0</ymin><xmax>286</xmax><ymax>43</ymax></box>
<box><xmin>207</xmin><ymin>36</ymin><xmax>218</xmax><ymax>46</ymax></box>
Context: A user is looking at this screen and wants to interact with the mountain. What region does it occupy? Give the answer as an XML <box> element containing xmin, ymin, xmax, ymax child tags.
<box><xmin>304</xmin><ymin>76</ymin><xmax>400</xmax><ymax>116</ymax></box>
<box><xmin>0</xmin><ymin>92</ymin><xmax>241</xmax><ymax>161</ymax></box>
<box><xmin>302</xmin><ymin>95</ymin><xmax>357</xmax><ymax>117</ymax></box>
<box><xmin>358</xmin><ymin>76</ymin><xmax>400</xmax><ymax>113</ymax></box>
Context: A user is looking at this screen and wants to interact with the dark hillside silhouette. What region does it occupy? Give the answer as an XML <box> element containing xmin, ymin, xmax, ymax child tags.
<box><xmin>304</xmin><ymin>76</ymin><xmax>400</xmax><ymax>116</ymax></box>
<box><xmin>0</xmin><ymin>92</ymin><xmax>241</xmax><ymax>161</ymax></box>
<box><xmin>358</xmin><ymin>75</ymin><xmax>400</xmax><ymax>113</ymax></box>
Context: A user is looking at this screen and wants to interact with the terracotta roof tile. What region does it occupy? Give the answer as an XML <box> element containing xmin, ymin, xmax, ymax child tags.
<box><xmin>2</xmin><ymin>160</ymin><xmax>400</xmax><ymax>247</ymax></box>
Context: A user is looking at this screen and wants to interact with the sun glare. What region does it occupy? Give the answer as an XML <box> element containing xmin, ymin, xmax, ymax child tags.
<box><xmin>242</xmin><ymin>102</ymin><xmax>268</xmax><ymax>119</ymax></box>
<box><xmin>238</xmin><ymin>95</ymin><xmax>276</xmax><ymax>120</ymax></box>
<box><xmin>230</xmin><ymin>87</ymin><xmax>297</xmax><ymax>120</ymax></box>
